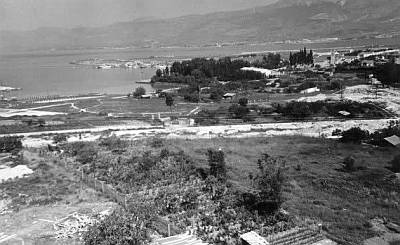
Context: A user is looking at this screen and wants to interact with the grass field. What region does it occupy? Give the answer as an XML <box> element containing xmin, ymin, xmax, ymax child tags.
<box><xmin>164</xmin><ymin>136</ymin><xmax>400</xmax><ymax>244</ymax></box>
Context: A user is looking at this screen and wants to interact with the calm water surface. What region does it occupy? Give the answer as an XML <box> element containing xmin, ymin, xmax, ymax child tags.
<box><xmin>0</xmin><ymin>37</ymin><xmax>398</xmax><ymax>98</ymax></box>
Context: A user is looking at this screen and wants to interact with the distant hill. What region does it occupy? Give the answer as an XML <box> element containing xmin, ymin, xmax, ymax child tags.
<box><xmin>1</xmin><ymin>0</ymin><xmax>400</xmax><ymax>52</ymax></box>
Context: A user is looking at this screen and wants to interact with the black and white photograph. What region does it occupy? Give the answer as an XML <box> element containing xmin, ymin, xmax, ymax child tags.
<box><xmin>0</xmin><ymin>0</ymin><xmax>399</xmax><ymax>244</ymax></box>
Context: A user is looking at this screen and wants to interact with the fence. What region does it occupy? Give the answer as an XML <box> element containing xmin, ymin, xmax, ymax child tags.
<box><xmin>36</xmin><ymin>150</ymin><xmax>131</xmax><ymax>209</ymax></box>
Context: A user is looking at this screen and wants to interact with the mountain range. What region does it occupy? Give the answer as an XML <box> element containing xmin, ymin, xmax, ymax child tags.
<box><xmin>1</xmin><ymin>0</ymin><xmax>400</xmax><ymax>52</ymax></box>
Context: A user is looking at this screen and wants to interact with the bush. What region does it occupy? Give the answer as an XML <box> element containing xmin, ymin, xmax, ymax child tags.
<box><xmin>63</xmin><ymin>142</ymin><xmax>98</xmax><ymax>165</ymax></box>
<box><xmin>83</xmin><ymin>206</ymin><xmax>155</xmax><ymax>245</ymax></box>
<box><xmin>194</xmin><ymin>110</ymin><xmax>219</xmax><ymax>125</ymax></box>
<box><xmin>209</xmin><ymin>87</ymin><xmax>225</xmax><ymax>102</ymax></box>
<box><xmin>340</xmin><ymin>127</ymin><xmax>370</xmax><ymax>144</ymax></box>
<box><xmin>0</xmin><ymin>136</ymin><xmax>23</xmax><ymax>153</ymax></box>
<box><xmin>229</xmin><ymin>104</ymin><xmax>250</xmax><ymax>121</ymax></box>
<box><xmin>391</xmin><ymin>155</ymin><xmax>400</xmax><ymax>173</ymax></box>
<box><xmin>133</xmin><ymin>87</ymin><xmax>146</xmax><ymax>98</ymax></box>
<box><xmin>344</xmin><ymin>155</ymin><xmax>356</xmax><ymax>172</ymax></box>
<box><xmin>183</xmin><ymin>92</ymin><xmax>199</xmax><ymax>103</ymax></box>
<box><xmin>53</xmin><ymin>134</ymin><xmax>67</xmax><ymax>144</ymax></box>
<box><xmin>99</xmin><ymin>135</ymin><xmax>127</xmax><ymax>151</ymax></box>
<box><xmin>238</xmin><ymin>98</ymin><xmax>249</xmax><ymax>107</ymax></box>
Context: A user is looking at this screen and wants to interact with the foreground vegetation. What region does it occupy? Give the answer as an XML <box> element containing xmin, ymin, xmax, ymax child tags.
<box><xmin>57</xmin><ymin>135</ymin><xmax>400</xmax><ymax>244</ymax></box>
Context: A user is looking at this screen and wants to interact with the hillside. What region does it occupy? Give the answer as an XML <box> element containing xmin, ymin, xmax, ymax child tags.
<box><xmin>1</xmin><ymin>0</ymin><xmax>400</xmax><ymax>52</ymax></box>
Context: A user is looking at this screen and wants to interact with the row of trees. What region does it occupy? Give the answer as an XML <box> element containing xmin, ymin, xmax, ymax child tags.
<box><xmin>289</xmin><ymin>48</ymin><xmax>314</xmax><ymax>66</ymax></box>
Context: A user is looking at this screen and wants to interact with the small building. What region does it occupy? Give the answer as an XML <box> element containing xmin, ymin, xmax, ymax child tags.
<box><xmin>140</xmin><ymin>94</ymin><xmax>153</xmax><ymax>99</ymax></box>
<box><xmin>240</xmin><ymin>231</ymin><xmax>269</xmax><ymax>245</ymax></box>
<box><xmin>361</xmin><ymin>60</ymin><xmax>375</xmax><ymax>67</ymax></box>
<box><xmin>338</xmin><ymin>111</ymin><xmax>351</xmax><ymax>116</ymax></box>
<box><xmin>300</xmin><ymin>87</ymin><xmax>320</xmax><ymax>94</ymax></box>
<box><xmin>223</xmin><ymin>93</ymin><xmax>236</xmax><ymax>99</ymax></box>
<box><xmin>384</xmin><ymin>135</ymin><xmax>400</xmax><ymax>147</ymax></box>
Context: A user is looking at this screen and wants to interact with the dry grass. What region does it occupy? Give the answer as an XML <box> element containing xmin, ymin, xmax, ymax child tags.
<box><xmin>165</xmin><ymin>136</ymin><xmax>400</xmax><ymax>244</ymax></box>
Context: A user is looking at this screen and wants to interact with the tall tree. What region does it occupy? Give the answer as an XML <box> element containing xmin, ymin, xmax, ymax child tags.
<box><xmin>165</xmin><ymin>94</ymin><xmax>174</xmax><ymax>113</ymax></box>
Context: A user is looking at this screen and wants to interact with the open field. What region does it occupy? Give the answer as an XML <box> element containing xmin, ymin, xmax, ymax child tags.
<box><xmin>164</xmin><ymin>136</ymin><xmax>400</xmax><ymax>244</ymax></box>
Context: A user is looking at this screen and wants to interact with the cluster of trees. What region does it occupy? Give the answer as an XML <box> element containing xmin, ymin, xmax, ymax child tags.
<box><xmin>152</xmin><ymin>57</ymin><xmax>266</xmax><ymax>84</ymax></box>
<box><xmin>228</xmin><ymin>98</ymin><xmax>252</xmax><ymax>122</ymax></box>
<box><xmin>338</xmin><ymin>124</ymin><xmax>400</xmax><ymax>173</ymax></box>
<box><xmin>252</xmin><ymin>53</ymin><xmax>284</xmax><ymax>69</ymax></box>
<box><xmin>375</xmin><ymin>63</ymin><xmax>400</xmax><ymax>86</ymax></box>
<box><xmin>275</xmin><ymin>101</ymin><xmax>387</xmax><ymax>119</ymax></box>
<box><xmin>339</xmin><ymin>120</ymin><xmax>400</xmax><ymax>147</ymax></box>
<box><xmin>289</xmin><ymin>48</ymin><xmax>314</xmax><ymax>66</ymax></box>
<box><xmin>131</xmin><ymin>87</ymin><xmax>146</xmax><ymax>98</ymax></box>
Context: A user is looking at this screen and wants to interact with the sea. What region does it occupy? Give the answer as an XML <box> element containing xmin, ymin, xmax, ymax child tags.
<box><xmin>0</xmin><ymin>36</ymin><xmax>399</xmax><ymax>98</ymax></box>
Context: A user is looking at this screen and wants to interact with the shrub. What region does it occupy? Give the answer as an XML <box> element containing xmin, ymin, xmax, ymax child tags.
<box><xmin>276</xmin><ymin>102</ymin><xmax>311</xmax><ymax>119</ymax></box>
<box><xmin>340</xmin><ymin>127</ymin><xmax>370</xmax><ymax>144</ymax></box>
<box><xmin>53</xmin><ymin>134</ymin><xmax>67</xmax><ymax>144</ymax></box>
<box><xmin>0</xmin><ymin>136</ymin><xmax>23</xmax><ymax>153</ymax></box>
<box><xmin>209</xmin><ymin>87</ymin><xmax>225</xmax><ymax>102</ymax></box>
<box><xmin>99</xmin><ymin>135</ymin><xmax>127</xmax><ymax>151</ymax></box>
<box><xmin>150</xmin><ymin>138</ymin><xmax>164</xmax><ymax>148</ymax></box>
<box><xmin>183</xmin><ymin>92</ymin><xmax>199</xmax><ymax>103</ymax></box>
<box><xmin>238</xmin><ymin>98</ymin><xmax>249</xmax><ymax>107</ymax></box>
<box><xmin>195</xmin><ymin>110</ymin><xmax>219</xmax><ymax>125</ymax></box>
<box><xmin>63</xmin><ymin>142</ymin><xmax>98</xmax><ymax>165</ymax></box>
<box><xmin>83</xmin><ymin>206</ymin><xmax>155</xmax><ymax>245</ymax></box>
<box><xmin>391</xmin><ymin>155</ymin><xmax>400</xmax><ymax>173</ymax></box>
<box><xmin>133</xmin><ymin>87</ymin><xmax>146</xmax><ymax>98</ymax></box>
<box><xmin>344</xmin><ymin>155</ymin><xmax>356</xmax><ymax>171</ymax></box>
<box><xmin>229</xmin><ymin>104</ymin><xmax>250</xmax><ymax>120</ymax></box>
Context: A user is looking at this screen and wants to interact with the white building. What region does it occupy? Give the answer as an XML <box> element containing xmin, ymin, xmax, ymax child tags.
<box><xmin>240</xmin><ymin>67</ymin><xmax>284</xmax><ymax>77</ymax></box>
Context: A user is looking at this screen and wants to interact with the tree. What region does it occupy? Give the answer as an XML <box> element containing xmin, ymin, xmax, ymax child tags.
<box><xmin>165</xmin><ymin>94</ymin><xmax>174</xmax><ymax>113</ymax></box>
<box><xmin>156</xmin><ymin>69</ymin><xmax>163</xmax><ymax>77</ymax></box>
<box><xmin>38</xmin><ymin>118</ymin><xmax>46</xmax><ymax>127</ymax></box>
<box><xmin>253</xmin><ymin>153</ymin><xmax>285</xmax><ymax>213</ymax></box>
<box><xmin>343</xmin><ymin>155</ymin><xmax>356</xmax><ymax>172</ymax></box>
<box><xmin>390</xmin><ymin>154</ymin><xmax>400</xmax><ymax>173</ymax></box>
<box><xmin>209</xmin><ymin>87</ymin><xmax>225</xmax><ymax>102</ymax></box>
<box><xmin>238</xmin><ymin>98</ymin><xmax>249</xmax><ymax>107</ymax></box>
<box><xmin>208</xmin><ymin>149</ymin><xmax>227</xmax><ymax>182</ymax></box>
<box><xmin>340</xmin><ymin>127</ymin><xmax>370</xmax><ymax>144</ymax></box>
<box><xmin>133</xmin><ymin>87</ymin><xmax>146</xmax><ymax>98</ymax></box>
<box><xmin>229</xmin><ymin>104</ymin><xmax>250</xmax><ymax>121</ymax></box>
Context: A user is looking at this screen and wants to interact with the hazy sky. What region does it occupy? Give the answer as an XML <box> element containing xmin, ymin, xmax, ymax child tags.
<box><xmin>0</xmin><ymin>0</ymin><xmax>276</xmax><ymax>31</ymax></box>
